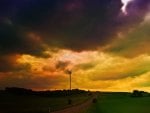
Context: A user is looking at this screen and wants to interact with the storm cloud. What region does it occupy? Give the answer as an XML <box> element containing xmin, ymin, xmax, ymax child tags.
<box><xmin>0</xmin><ymin>0</ymin><xmax>123</xmax><ymax>52</ymax></box>
<box><xmin>0</xmin><ymin>0</ymin><xmax>150</xmax><ymax>53</ymax></box>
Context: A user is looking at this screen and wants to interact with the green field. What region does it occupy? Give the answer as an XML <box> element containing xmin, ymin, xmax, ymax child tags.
<box><xmin>83</xmin><ymin>92</ymin><xmax>150</xmax><ymax>113</ymax></box>
<box><xmin>0</xmin><ymin>92</ymin><xmax>89</xmax><ymax>113</ymax></box>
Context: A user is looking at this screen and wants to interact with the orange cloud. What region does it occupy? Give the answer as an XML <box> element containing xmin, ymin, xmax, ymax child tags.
<box><xmin>0</xmin><ymin>49</ymin><xmax>150</xmax><ymax>92</ymax></box>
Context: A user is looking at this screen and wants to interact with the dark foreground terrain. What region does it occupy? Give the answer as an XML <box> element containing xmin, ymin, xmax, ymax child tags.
<box><xmin>0</xmin><ymin>88</ymin><xmax>90</xmax><ymax>113</ymax></box>
<box><xmin>1</xmin><ymin>88</ymin><xmax>150</xmax><ymax>113</ymax></box>
<box><xmin>83</xmin><ymin>92</ymin><xmax>150</xmax><ymax>113</ymax></box>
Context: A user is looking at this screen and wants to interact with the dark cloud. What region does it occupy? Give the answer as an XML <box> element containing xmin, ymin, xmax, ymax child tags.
<box><xmin>126</xmin><ymin>0</ymin><xmax>150</xmax><ymax>17</ymax></box>
<box><xmin>76</xmin><ymin>62</ymin><xmax>96</xmax><ymax>70</ymax></box>
<box><xmin>5</xmin><ymin>0</ymin><xmax>123</xmax><ymax>51</ymax></box>
<box><xmin>14</xmin><ymin>0</ymin><xmax>150</xmax><ymax>52</ymax></box>
<box><xmin>0</xmin><ymin>19</ymin><xmax>46</xmax><ymax>56</ymax></box>
<box><xmin>1</xmin><ymin>0</ymin><xmax>149</xmax><ymax>53</ymax></box>
<box><xmin>0</xmin><ymin>54</ymin><xmax>18</xmax><ymax>72</ymax></box>
<box><xmin>0</xmin><ymin>0</ymin><xmax>122</xmax><ymax>74</ymax></box>
<box><xmin>0</xmin><ymin>0</ymin><xmax>149</xmax><ymax>53</ymax></box>
<box><xmin>0</xmin><ymin>18</ymin><xmax>48</xmax><ymax>72</ymax></box>
<box><xmin>56</xmin><ymin>61</ymin><xmax>70</xmax><ymax>70</ymax></box>
<box><xmin>0</xmin><ymin>54</ymin><xmax>32</xmax><ymax>72</ymax></box>
<box><xmin>106</xmin><ymin>23</ymin><xmax>150</xmax><ymax>57</ymax></box>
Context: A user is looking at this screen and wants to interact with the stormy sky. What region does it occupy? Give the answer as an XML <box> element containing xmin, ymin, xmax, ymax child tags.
<box><xmin>0</xmin><ymin>0</ymin><xmax>150</xmax><ymax>91</ymax></box>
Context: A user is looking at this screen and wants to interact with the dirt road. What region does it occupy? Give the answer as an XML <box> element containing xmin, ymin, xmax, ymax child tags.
<box><xmin>51</xmin><ymin>96</ymin><xmax>95</xmax><ymax>113</ymax></box>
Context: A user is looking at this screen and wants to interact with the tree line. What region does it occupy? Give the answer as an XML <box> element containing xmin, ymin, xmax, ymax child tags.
<box><xmin>4</xmin><ymin>87</ymin><xmax>90</xmax><ymax>97</ymax></box>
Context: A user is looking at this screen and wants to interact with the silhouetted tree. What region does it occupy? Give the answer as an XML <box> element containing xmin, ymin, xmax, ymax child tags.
<box><xmin>131</xmin><ymin>90</ymin><xmax>143</xmax><ymax>97</ymax></box>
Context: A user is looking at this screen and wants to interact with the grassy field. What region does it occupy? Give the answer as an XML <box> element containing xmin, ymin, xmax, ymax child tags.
<box><xmin>83</xmin><ymin>92</ymin><xmax>150</xmax><ymax>113</ymax></box>
<box><xmin>0</xmin><ymin>91</ymin><xmax>89</xmax><ymax>113</ymax></box>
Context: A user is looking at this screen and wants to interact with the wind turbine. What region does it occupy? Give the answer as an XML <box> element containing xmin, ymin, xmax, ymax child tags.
<box><xmin>65</xmin><ymin>69</ymin><xmax>72</xmax><ymax>104</ymax></box>
<box><xmin>65</xmin><ymin>70</ymin><xmax>72</xmax><ymax>91</ymax></box>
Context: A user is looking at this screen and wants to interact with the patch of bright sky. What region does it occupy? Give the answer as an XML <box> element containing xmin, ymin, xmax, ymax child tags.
<box><xmin>121</xmin><ymin>0</ymin><xmax>133</xmax><ymax>14</ymax></box>
<box><xmin>142</xmin><ymin>13</ymin><xmax>150</xmax><ymax>24</ymax></box>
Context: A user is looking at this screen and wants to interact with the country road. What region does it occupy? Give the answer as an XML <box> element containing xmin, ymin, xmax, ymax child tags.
<box><xmin>51</xmin><ymin>95</ymin><xmax>97</xmax><ymax>113</ymax></box>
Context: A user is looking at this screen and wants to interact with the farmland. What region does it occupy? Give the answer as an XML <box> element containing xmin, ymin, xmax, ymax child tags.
<box><xmin>0</xmin><ymin>89</ymin><xmax>90</xmax><ymax>113</ymax></box>
<box><xmin>83</xmin><ymin>92</ymin><xmax>150</xmax><ymax>113</ymax></box>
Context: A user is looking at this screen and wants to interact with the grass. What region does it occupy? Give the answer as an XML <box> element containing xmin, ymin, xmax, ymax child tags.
<box><xmin>83</xmin><ymin>92</ymin><xmax>150</xmax><ymax>113</ymax></box>
<box><xmin>0</xmin><ymin>92</ymin><xmax>89</xmax><ymax>113</ymax></box>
